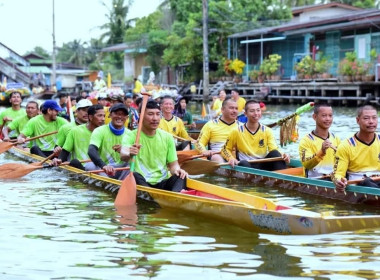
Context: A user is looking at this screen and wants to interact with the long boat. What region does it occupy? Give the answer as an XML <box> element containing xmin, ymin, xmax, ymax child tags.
<box><xmin>3</xmin><ymin>147</ymin><xmax>380</xmax><ymax>235</ymax></box>
<box><xmin>212</xmin><ymin>159</ymin><xmax>380</xmax><ymax>206</ymax></box>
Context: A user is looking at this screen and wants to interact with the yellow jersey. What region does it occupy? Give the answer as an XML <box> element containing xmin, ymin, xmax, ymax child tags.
<box><xmin>299</xmin><ymin>131</ymin><xmax>340</xmax><ymax>178</ymax></box>
<box><xmin>195</xmin><ymin>118</ymin><xmax>239</xmax><ymax>153</ymax></box>
<box><xmin>221</xmin><ymin>123</ymin><xmax>280</xmax><ymax>161</ymax></box>
<box><xmin>159</xmin><ymin>116</ymin><xmax>191</xmax><ymax>140</ymax></box>
<box><xmin>332</xmin><ymin>134</ymin><xmax>380</xmax><ymax>181</ymax></box>
<box><xmin>211</xmin><ymin>98</ymin><xmax>223</xmax><ymax>116</ymax></box>
<box><xmin>236</xmin><ymin>97</ymin><xmax>246</xmax><ymax>114</ymax></box>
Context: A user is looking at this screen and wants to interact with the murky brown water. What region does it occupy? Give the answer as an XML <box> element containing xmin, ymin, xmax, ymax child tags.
<box><xmin>1</xmin><ymin>104</ymin><xmax>380</xmax><ymax>279</ymax></box>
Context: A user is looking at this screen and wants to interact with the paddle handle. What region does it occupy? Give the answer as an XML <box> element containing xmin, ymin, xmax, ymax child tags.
<box><xmin>267</xmin><ymin>102</ymin><xmax>314</xmax><ymax>128</ymax></box>
<box><xmin>26</xmin><ymin>131</ymin><xmax>58</xmax><ymax>142</ymax></box>
<box><xmin>87</xmin><ymin>166</ymin><xmax>130</xmax><ymax>174</ymax></box>
<box><xmin>40</xmin><ymin>152</ymin><xmax>57</xmax><ymax>165</ymax></box>
<box><xmin>347</xmin><ymin>176</ymin><xmax>380</xmax><ymax>185</ymax></box>
<box><xmin>219</xmin><ymin>156</ymin><xmax>284</xmax><ymax>166</ymax></box>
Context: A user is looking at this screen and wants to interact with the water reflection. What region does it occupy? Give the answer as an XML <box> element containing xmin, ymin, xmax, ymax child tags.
<box><xmin>1</xmin><ymin>106</ymin><xmax>380</xmax><ymax>279</ymax></box>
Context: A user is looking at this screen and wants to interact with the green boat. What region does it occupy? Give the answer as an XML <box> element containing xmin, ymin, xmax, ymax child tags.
<box><xmin>213</xmin><ymin>159</ymin><xmax>380</xmax><ymax>206</ymax></box>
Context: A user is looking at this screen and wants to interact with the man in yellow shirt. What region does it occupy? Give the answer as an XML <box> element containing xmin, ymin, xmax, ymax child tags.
<box><xmin>299</xmin><ymin>103</ymin><xmax>340</xmax><ymax>178</ymax></box>
<box><xmin>221</xmin><ymin>100</ymin><xmax>290</xmax><ymax>170</ymax></box>
<box><xmin>231</xmin><ymin>88</ymin><xmax>246</xmax><ymax>115</ymax></box>
<box><xmin>210</xmin><ymin>90</ymin><xmax>226</xmax><ymax>117</ymax></box>
<box><xmin>159</xmin><ymin>95</ymin><xmax>194</xmax><ymax>150</ymax></box>
<box><xmin>196</xmin><ymin>98</ymin><xmax>239</xmax><ymax>162</ymax></box>
<box><xmin>133</xmin><ymin>76</ymin><xmax>143</xmax><ymax>94</ymax></box>
<box><xmin>333</xmin><ymin>105</ymin><xmax>380</xmax><ymax>191</ymax></box>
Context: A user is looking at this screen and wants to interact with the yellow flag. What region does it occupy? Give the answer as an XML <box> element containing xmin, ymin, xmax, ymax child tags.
<box><xmin>201</xmin><ymin>103</ymin><xmax>207</xmax><ymax>118</ymax></box>
<box><xmin>107</xmin><ymin>73</ymin><xmax>111</xmax><ymax>88</ymax></box>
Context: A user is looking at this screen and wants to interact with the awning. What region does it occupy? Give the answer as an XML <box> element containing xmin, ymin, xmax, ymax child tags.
<box><xmin>240</xmin><ymin>36</ymin><xmax>286</xmax><ymax>44</ymax></box>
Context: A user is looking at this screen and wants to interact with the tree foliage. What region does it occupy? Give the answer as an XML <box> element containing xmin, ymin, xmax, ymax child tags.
<box><xmin>30</xmin><ymin>46</ymin><xmax>51</xmax><ymax>58</ymax></box>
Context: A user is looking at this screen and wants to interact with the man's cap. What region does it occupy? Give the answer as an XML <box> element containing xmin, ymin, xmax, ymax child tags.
<box><xmin>108</xmin><ymin>94</ymin><xmax>124</xmax><ymax>103</ymax></box>
<box><xmin>42</xmin><ymin>100</ymin><xmax>63</xmax><ymax>111</ymax></box>
<box><xmin>97</xmin><ymin>71</ymin><xmax>104</xmax><ymax>79</ymax></box>
<box><xmin>109</xmin><ymin>103</ymin><xmax>129</xmax><ymax>114</ymax></box>
<box><xmin>76</xmin><ymin>99</ymin><xmax>93</xmax><ymax>109</ymax></box>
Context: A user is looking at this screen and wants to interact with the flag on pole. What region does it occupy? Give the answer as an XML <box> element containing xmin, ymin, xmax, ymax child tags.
<box><xmin>107</xmin><ymin>73</ymin><xmax>111</xmax><ymax>88</ymax></box>
<box><xmin>201</xmin><ymin>103</ymin><xmax>207</xmax><ymax>119</ymax></box>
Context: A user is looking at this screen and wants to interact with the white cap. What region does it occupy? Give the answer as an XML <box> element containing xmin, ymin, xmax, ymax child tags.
<box><xmin>152</xmin><ymin>90</ymin><xmax>161</xmax><ymax>100</ymax></box>
<box><xmin>76</xmin><ymin>99</ymin><xmax>93</xmax><ymax>109</ymax></box>
<box><xmin>97</xmin><ymin>71</ymin><xmax>104</xmax><ymax>79</ymax></box>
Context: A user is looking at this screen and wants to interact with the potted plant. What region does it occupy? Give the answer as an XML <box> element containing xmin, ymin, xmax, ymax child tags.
<box><xmin>260</xmin><ymin>54</ymin><xmax>282</xmax><ymax>80</ymax></box>
<box><xmin>338</xmin><ymin>52</ymin><xmax>357</xmax><ymax>82</ymax></box>
<box><xmin>295</xmin><ymin>55</ymin><xmax>315</xmax><ymax>79</ymax></box>
<box><xmin>223</xmin><ymin>58</ymin><xmax>246</xmax><ymax>82</ymax></box>
<box><xmin>314</xmin><ymin>55</ymin><xmax>332</xmax><ymax>79</ymax></box>
<box><xmin>362</xmin><ymin>49</ymin><xmax>378</xmax><ymax>81</ymax></box>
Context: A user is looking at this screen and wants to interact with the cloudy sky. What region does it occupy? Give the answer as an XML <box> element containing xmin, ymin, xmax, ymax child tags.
<box><xmin>1</xmin><ymin>0</ymin><xmax>162</xmax><ymax>55</ymax></box>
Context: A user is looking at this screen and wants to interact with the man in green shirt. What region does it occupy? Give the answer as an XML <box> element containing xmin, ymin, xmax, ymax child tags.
<box><xmin>18</xmin><ymin>100</ymin><xmax>67</xmax><ymax>157</ymax></box>
<box><xmin>0</xmin><ymin>90</ymin><xmax>26</xmax><ymax>138</ymax></box>
<box><xmin>52</xmin><ymin>104</ymin><xmax>105</xmax><ymax>170</ymax></box>
<box><xmin>56</xmin><ymin>98</ymin><xmax>93</xmax><ymax>147</ymax></box>
<box><xmin>2</xmin><ymin>100</ymin><xmax>39</xmax><ymax>142</ymax></box>
<box><xmin>121</xmin><ymin>100</ymin><xmax>187</xmax><ymax>192</ymax></box>
<box><xmin>87</xmin><ymin>103</ymin><xmax>130</xmax><ymax>179</ymax></box>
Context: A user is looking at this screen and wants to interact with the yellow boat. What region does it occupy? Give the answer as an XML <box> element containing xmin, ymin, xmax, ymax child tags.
<box><xmin>4</xmin><ymin>147</ymin><xmax>380</xmax><ymax>235</ymax></box>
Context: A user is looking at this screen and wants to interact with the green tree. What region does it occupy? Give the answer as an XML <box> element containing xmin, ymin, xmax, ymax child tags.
<box><xmin>100</xmin><ymin>0</ymin><xmax>134</xmax><ymax>68</ymax></box>
<box><xmin>29</xmin><ymin>46</ymin><xmax>51</xmax><ymax>58</ymax></box>
<box><xmin>56</xmin><ymin>39</ymin><xmax>89</xmax><ymax>66</ymax></box>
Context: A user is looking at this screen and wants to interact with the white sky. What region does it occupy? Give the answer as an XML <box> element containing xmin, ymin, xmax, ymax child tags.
<box><xmin>0</xmin><ymin>0</ymin><xmax>162</xmax><ymax>55</ymax></box>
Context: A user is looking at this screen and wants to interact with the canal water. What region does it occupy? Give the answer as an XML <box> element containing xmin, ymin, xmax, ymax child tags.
<box><xmin>1</xmin><ymin>104</ymin><xmax>380</xmax><ymax>279</ymax></box>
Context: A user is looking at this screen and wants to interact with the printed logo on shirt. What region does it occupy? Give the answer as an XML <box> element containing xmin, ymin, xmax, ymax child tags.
<box><xmin>259</xmin><ymin>139</ymin><xmax>264</xmax><ymax>148</ymax></box>
<box><xmin>173</xmin><ymin>127</ymin><xmax>177</xmax><ymax>133</ymax></box>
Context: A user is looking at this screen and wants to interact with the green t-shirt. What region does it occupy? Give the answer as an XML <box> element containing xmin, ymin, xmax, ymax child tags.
<box><xmin>122</xmin><ymin>128</ymin><xmax>177</xmax><ymax>184</ymax></box>
<box><xmin>21</xmin><ymin>115</ymin><xmax>68</xmax><ymax>151</ymax></box>
<box><xmin>8</xmin><ymin>115</ymin><xmax>33</xmax><ymax>147</ymax></box>
<box><xmin>90</xmin><ymin>124</ymin><xmax>130</xmax><ymax>165</ymax></box>
<box><xmin>0</xmin><ymin>107</ymin><xmax>26</xmax><ymax>137</ymax></box>
<box><xmin>56</xmin><ymin>122</ymin><xmax>76</xmax><ymax>147</ymax></box>
<box><xmin>63</xmin><ymin>124</ymin><xmax>91</xmax><ymax>161</ymax></box>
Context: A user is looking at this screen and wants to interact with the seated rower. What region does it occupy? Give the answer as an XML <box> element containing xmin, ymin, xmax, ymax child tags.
<box><xmin>299</xmin><ymin>103</ymin><xmax>340</xmax><ymax>178</ymax></box>
<box><xmin>51</xmin><ymin>105</ymin><xmax>105</xmax><ymax>170</ymax></box>
<box><xmin>195</xmin><ymin>98</ymin><xmax>239</xmax><ymax>163</ymax></box>
<box><xmin>0</xmin><ymin>90</ymin><xmax>26</xmax><ymax>139</ymax></box>
<box><xmin>18</xmin><ymin>100</ymin><xmax>67</xmax><ymax>157</ymax></box>
<box><xmin>159</xmin><ymin>95</ymin><xmax>195</xmax><ymax>150</ymax></box>
<box><xmin>86</xmin><ymin>103</ymin><xmax>130</xmax><ymax>179</ymax></box>
<box><xmin>56</xmin><ymin>98</ymin><xmax>93</xmax><ymax>147</ymax></box>
<box><xmin>121</xmin><ymin>100</ymin><xmax>187</xmax><ymax>192</ymax></box>
<box><xmin>221</xmin><ymin>100</ymin><xmax>290</xmax><ymax>170</ymax></box>
<box><xmin>333</xmin><ymin>105</ymin><xmax>380</xmax><ymax>190</ymax></box>
<box><xmin>2</xmin><ymin>100</ymin><xmax>39</xmax><ymax>144</ymax></box>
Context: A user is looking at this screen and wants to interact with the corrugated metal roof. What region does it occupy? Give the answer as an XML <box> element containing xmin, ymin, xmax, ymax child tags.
<box><xmin>228</xmin><ymin>9</ymin><xmax>380</xmax><ymax>39</ymax></box>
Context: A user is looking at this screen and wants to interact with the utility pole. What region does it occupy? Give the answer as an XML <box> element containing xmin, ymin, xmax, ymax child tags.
<box><xmin>51</xmin><ymin>0</ymin><xmax>57</xmax><ymax>88</ymax></box>
<box><xmin>202</xmin><ymin>0</ymin><xmax>210</xmax><ymax>102</ymax></box>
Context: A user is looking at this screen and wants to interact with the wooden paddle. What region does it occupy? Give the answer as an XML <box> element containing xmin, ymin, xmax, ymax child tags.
<box><xmin>86</xmin><ymin>166</ymin><xmax>131</xmax><ymax>174</ymax></box>
<box><xmin>0</xmin><ymin>152</ymin><xmax>56</xmax><ymax>179</ymax></box>
<box><xmin>181</xmin><ymin>157</ymin><xmax>284</xmax><ymax>175</ymax></box>
<box><xmin>114</xmin><ymin>93</ymin><xmax>150</xmax><ymax>207</ymax></box>
<box><xmin>177</xmin><ymin>150</ymin><xmax>201</xmax><ymax>163</ymax></box>
<box><xmin>347</xmin><ymin>176</ymin><xmax>380</xmax><ymax>185</ymax></box>
<box><xmin>0</xmin><ymin>131</ymin><xmax>58</xmax><ymax>154</ymax></box>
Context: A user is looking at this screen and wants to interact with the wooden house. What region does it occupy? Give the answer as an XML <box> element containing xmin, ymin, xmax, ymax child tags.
<box><xmin>228</xmin><ymin>3</ymin><xmax>380</xmax><ymax>79</ymax></box>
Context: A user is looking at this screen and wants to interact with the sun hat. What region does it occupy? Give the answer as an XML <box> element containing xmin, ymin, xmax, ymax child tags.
<box><xmin>76</xmin><ymin>99</ymin><xmax>93</xmax><ymax>109</ymax></box>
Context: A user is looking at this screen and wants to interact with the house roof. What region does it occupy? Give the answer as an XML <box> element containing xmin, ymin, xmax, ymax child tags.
<box><xmin>291</xmin><ymin>2</ymin><xmax>362</xmax><ymax>16</ymax></box>
<box><xmin>101</xmin><ymin>39</ymin><xmax>148</xmax><ymax>53</ymax></box>
<box><xmin>228</xmin><ymin>8</ymin><xmax>380</xmax><ymax>39</ymax></box>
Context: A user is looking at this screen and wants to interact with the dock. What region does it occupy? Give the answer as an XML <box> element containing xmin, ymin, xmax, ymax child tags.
<box><xmin>189</xmin><ymin>79</ymin><xmax>380</xmax><ymax>106</ymax></box>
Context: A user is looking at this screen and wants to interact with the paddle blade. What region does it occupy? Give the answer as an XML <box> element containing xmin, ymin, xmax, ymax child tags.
<box><xmin>177</xmin><ymin>150</ymin><xmax>200</xmax><ymax>164</ymax></box>
<box><xmin>0</xmin><ymin>163</ymin><xmax>42</xmax><ymax>179</ymax></box>
<box><xmin>0</xmin><ymin>141</ymin><xmax>15</xmax><ymax>154</ymax></box>
<box><xmin>181</xmin><ymin>160</ymin><xmax>220</xmax><ymax>175</ymax></box>
<box><xmin>114</xmin><ymin>172</ymin><xmax>136</xmax><ymax>207</ymax></box>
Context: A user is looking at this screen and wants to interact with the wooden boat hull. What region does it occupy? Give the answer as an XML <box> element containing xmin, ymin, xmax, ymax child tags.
<box><xmin>4</xmin><ymin>147</ymin><xmax>380</xmax><ymax>235</ymax></box>
<box><xmin>215</xmin><ymin>160</ymin><xmax>380</xmax><ymax>206</ymax></box>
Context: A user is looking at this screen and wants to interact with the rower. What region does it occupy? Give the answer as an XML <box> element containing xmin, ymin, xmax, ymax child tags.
<box><xmin>124</xmin><ymin>93</ymin><xmax>139</xmax><ymax>130</ymax></box>
<box><xmin>230</xmin><ymin>88</ymin><xmax>246</xmax><ymax>116</ymax></box>
<box><xmin>195</xmin><ymin>98</ymin><xmax>239</xmax><ymax>163</ymax></box>
<box><xmin>299</xmin><ymin>103</ymin><xmax>340</xmax><ymax>178</ymax></box>
<box><xmin>158</xmin><ymin>95</ymin><xmax>194</xmax><ymax>150</ymax></box>
<box><xmin>18</xmin><ymin>100</ymin><xmax>67</xmax><ymax>157</ymax></box>
<box><xmin>333</xmin><ymin>105</ymin><xmax>380</xmax><ymax>190</ymax></box>
<box><xmin>2</xmin><ymin>100</ymin><xmax>39</xmax><ymax>143</ymax></box>
<box><xmin>120</xmin><ymin>100</ymin><xmax>187</xmax><ymax>192</ymax></box>
<box><xmin>0</xmin><ymin>90</ymin><xmax>26</xmax><ymax>138</ymax></box>
<box><xmin>56</xmin><ymin>98</ymin><xmax>93</xmax><ymax>147</ymax></box>
<box><xmin>221</xmin><ymin>100</ymin><xmax>290</xmax><ymax>170</ymax></box>
<box><xmin>52</xmin><ymin>104</ymin><xmax>105</xmax><ymax>170</ymax></box>
<box><xmin>210</xmin><ymin>89</ymin><xmax>226</xmax><ymax>118</ymax></box>
<box><xmin>86</xmin><ymin>103</ymin><xmax>130</xmax><ymax>179</ymax></box>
